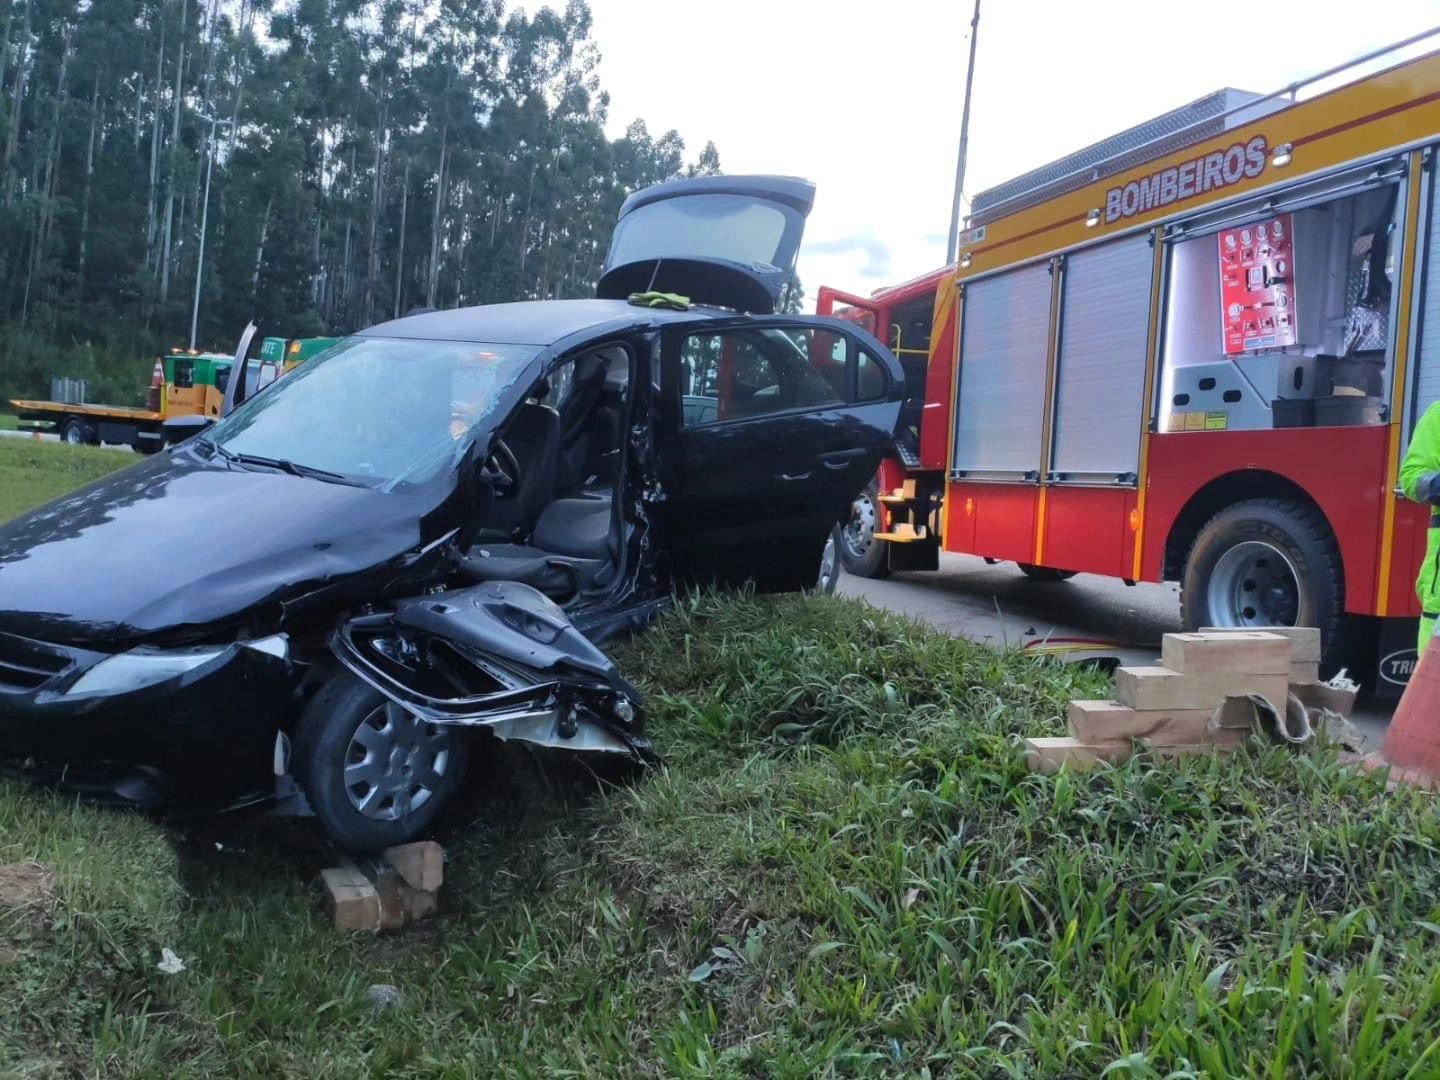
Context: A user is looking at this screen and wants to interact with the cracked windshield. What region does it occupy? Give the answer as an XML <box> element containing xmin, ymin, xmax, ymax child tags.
<box><xmin>205</xmin><ymin>338</ymin><xmax>536</xmax><ymax>488</ymax></box>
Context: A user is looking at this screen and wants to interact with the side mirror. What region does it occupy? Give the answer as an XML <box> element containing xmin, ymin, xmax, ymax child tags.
<box><xmin>163</xmin><ymin>414</ymin><xmax>213</xmax><ymax>446</ymax></box>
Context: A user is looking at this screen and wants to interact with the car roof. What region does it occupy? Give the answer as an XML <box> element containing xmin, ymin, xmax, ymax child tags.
<box><xmin>357</xmin><ymin>299</ymin><xmax>718</xmax><ymax>347</ymax></box>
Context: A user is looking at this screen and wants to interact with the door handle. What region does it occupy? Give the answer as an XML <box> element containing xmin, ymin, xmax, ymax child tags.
<box><xmin>819</xmin><ymin>447</ymin><xmax>868</xmax><ymax>469</ymax></box>
<box><xmin>775</xmin><ymin>471</ymin><xmax>812</xmax><ymax>481</ymax></box>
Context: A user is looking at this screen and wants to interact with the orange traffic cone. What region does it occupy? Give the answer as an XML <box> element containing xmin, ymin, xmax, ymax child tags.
<box><xmin>1380</xmin><ymin>633</ymin><xmax>1440</xmax><ymax>782</ymax></box>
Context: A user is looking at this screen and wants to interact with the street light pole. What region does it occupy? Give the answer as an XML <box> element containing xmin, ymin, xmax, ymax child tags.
<box><xmin>189</xmin><ymin>112</ymin><xmax>232</xmax><ymax>351</ymax></box>
<box><xmin>946</xmin><ymin>0</ymin><xmax>982</xmax><ymax>267</ymax></box>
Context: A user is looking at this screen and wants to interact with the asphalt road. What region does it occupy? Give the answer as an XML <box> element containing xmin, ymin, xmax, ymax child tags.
<box><xmin>838</xmin><ymin>551</ymin><xmax>1391</xmax><ymax>746</ymax></box>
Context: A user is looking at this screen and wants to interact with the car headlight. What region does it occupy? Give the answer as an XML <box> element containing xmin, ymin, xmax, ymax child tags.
<box><xmin>66</xmin><ymin>646</ymin><xmax>228</xmax><ymax>697</ymax></box>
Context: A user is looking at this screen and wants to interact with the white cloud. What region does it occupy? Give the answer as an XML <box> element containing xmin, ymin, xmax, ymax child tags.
<box><xmin>525</xmin><ymin>0</ymin><xmax>1440</xmax><ymax>300</ymax></box>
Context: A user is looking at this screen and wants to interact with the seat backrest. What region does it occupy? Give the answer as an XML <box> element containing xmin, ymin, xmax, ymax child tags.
<box><xmin>501</xmin><ymin>401</ymin><xmax>560</xmax><ymax>537</ymax></box>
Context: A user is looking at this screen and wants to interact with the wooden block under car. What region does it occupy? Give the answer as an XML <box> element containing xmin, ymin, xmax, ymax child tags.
<box><xmin>1202</xmin><ymin>625</ymin><xmax>1321</xmax><ymax>663</ymax></box>
<box><xmin>1067</xmin><ymin>699</ymin><xmax>1218</xmax><ymax>745</ymax></box>
<box><xmin>1115</xmin><ymin>667</ymin><xmax>1290</xmax><ymax>713</ymax></box>
<box><xmin>1023</xmin><ymin>737</ymin><xmax>1129</xmax><ymax>774</ymax></box>
<box><xmin>321</xmin><ymin>865</ymin><xmax>381</xmax><ymax>932</ymax></box>
<box><xmin>382</xmin><ymin>841</ymin><xmax>444</xmax><ymax>893</ymax></box>
<box><xmin>1290</xmin><ymin>661</ymin><xmax>1321</xmax><ymax>684</ymax></box>
<box><xmin>369</xmin><ymin>863</ymin><xmax>436</xmax><ymax>929</ymax></box>
<box><xmin>1160</xmin><ymin>631</ymin><xmax>1291</xmax><ymax>676</ymax></box>
<box><xmin>1291</xmin><ymin>680</ymin><xmax>1359</xmax><ymax>717</ymax></box>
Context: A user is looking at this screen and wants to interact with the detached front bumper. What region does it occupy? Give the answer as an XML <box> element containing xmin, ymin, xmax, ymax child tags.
<box><xmin>0</xmin><ymin>631</ymin><xmax>299</xmax><ymax>808</ymax></box>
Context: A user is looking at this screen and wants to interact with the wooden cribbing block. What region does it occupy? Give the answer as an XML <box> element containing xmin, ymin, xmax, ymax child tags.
<box><xmin>1202</xmin><ymin>625</ymin><xmax>1320</xmax><ymax>662</ymax></box>
<box><xmin>1023</xmin><ymin>737</ymin><xmax>1129</xmax><ymax>774</ymax></box>
<box><xmin>382</xmin><ymin>841</ymin><xmax>444</xmax><ymax>893</ymax></box>
<box><xmin>1290</xmin><ymin>661</ymin><xmax>1321</xmax><ymax>684</ymax></box>
<box><xmin>1068</xmin><ymin>700</ymin><xmax>1217</xmax><ymax>745</ymax></box>
<box><xmin>1160</xmin><ymin>631</ymin><xmax>1290</xmax><ymax>676</ymax></box>
<box><xmin>1115</xmin><ymin>667</ymin><xmax>1289</xmax><ymax>712</ymax></box>
<box><xmin>321</xmin><ymin>865</ymin><xmax>380</xmax><ymax>932</ymax></box>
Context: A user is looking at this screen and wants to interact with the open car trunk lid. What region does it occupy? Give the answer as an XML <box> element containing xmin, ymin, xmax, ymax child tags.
<box><xmin>596</xmin><ymin>175</ymin><xmax>815</xmax><ymax>314</ymax></box>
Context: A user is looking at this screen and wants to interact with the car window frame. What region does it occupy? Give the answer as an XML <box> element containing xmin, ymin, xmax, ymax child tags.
<box><xmin>664</xmin><ymin>317</ymin><xmax>890</xmax><ymax>431</ymax></box>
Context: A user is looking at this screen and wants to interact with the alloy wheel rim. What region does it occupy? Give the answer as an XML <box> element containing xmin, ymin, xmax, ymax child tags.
<box><xmin>1206</xmin><ymin>541</ymin><xmax>1301</xmax><ymax>628</ymax></box>
<box><xmin>343</xmin><ymin>702</ymin><xmax>451</xmax><ymax>821</ymax></box>
<box><xmin>841</xmin><ymin>492</ymin><xmax>876</xmax><ymax>559</ymax></box>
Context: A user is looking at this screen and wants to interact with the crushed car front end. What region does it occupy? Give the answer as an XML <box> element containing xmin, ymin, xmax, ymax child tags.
<box><xmin>0</xmin><ymin>630</ymin><xmax>297</xmax><ymax>808</ymax></box>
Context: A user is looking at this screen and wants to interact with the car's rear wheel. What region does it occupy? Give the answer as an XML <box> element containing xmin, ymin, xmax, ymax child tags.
<box><xmin>815</xmin><ymin>529</ymin><xmax>840</xmax><ymax>594</ymax></box>
<box><xmin>1018</xmin><ymin>563</ymin><xmax>1077</xmax><ymax>582</ymax></box>
<box><xmin>837</xmin><ymin>480</ymin><xmax>890</xmax><ymax>579</ymax></box>
<box><xmin>294</xmin><ymin>673</ymin><xmax>469</xmax><ymax>853</ymax></box>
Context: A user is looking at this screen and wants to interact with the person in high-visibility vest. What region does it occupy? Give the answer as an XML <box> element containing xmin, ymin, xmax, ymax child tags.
<box><xmin>1401</xmin><ymin>401</ymin><xmax>1440</xmax><ymax>651</ymax></box>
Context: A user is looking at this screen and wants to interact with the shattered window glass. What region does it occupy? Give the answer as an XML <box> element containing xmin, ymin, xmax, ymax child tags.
<box><xmin>206</xmin><ymin>337</ymin><xmax>537</xmax><ymax>488</ymax></box>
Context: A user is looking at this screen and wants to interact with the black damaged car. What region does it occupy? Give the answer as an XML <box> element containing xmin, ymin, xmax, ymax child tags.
<box><xmin>0</xmin><ymin>176</ymin><xmax>904</xmax><ymax>851</ymax></box>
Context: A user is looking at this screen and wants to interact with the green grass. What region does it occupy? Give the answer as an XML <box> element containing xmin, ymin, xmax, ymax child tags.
<box><xmin>5</xmin><ymin>461</ymin><xmax>1440</xmax><ymax>1075</ymax></box>
<box><xmin>2</xmin><ymin>593</ymin><xmax>1440</xmax><ymax>1076</ymax></box>
<box><xmin>0</xmin><ymin>412</ymin><xmax>17</xmax><ymax>431</ymax></box>
<box><xmin>0</xmin><ymin>438</ymin><xmax>133</xmax><ymax>522</ymax></box>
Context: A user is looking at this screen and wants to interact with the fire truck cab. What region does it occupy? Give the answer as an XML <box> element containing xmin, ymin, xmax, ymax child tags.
<box><xmin>819</xmin><ymin>38</ymin><xmax>1440</xmax><ymax>689</ymax></box>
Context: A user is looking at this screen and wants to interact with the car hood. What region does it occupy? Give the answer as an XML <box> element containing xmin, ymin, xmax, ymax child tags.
<box><xmin>0</xmin><ymin>450</ymin><xmax>464</xmax><ymax>647</ymax></box>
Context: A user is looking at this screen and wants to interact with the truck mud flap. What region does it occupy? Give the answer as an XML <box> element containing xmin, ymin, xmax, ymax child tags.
<box><xmin>330</xmin><ymin>581</ymin><xmax>651</xmax><ymax>761</ymax></box>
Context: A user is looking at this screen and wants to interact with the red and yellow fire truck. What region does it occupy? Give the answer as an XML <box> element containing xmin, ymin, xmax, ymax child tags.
<box><xmin>818</xmin><ymin>35</ymin><xmax>1440</xmax><ymax>690</ymax></box>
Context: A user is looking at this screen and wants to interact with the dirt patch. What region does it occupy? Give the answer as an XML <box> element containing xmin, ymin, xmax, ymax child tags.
<box><xmin>0</xmin><ymin>861</ymin><xmax>57</xmax><ymax>958</ymax></box>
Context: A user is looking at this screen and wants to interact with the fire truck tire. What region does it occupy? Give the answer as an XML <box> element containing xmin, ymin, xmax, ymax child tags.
<box><xmin>837</xmin><ymin>480</ymin><xmax>890</xmax><ymax>579</ymax></box>
<box><xmin>1018</xmin><ymin>564</ymin><xmax>1077</xmax><ymax>582</ymax></box>
<box><xmin>1180</xmin><ymin>498</ymin><xmax>1343</xmax><ymax>653</ymax></box>
<box><xmin>61</xmin><ymin>418</ymin><xmax>95</xmax><ymax>446</ymax></box>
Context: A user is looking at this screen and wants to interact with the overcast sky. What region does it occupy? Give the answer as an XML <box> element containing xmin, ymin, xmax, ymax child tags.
<box><xmin>540</xmin><ymin>0</ymin><xmax>1440</xmax><ymax>301</ymax></box>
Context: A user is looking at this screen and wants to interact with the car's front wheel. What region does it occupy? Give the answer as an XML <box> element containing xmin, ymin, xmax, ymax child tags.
<box><xmin>294</xmin><ymin>673</ymin><xmax>469</xmax><ymax>853</ymax></box>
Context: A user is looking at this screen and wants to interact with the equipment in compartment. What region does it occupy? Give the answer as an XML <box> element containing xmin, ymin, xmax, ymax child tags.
<box><xmin>1219</xmin><ymin>213</ymin><xmax>1297</xmax><ymax>356</ymax></box>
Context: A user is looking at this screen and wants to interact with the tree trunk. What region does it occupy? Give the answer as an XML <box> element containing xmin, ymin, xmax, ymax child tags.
<box><xmin>425</xmin><ymin>131</ymin><xmax>448</xmax><ymax>308</ymax></box>
<box><xmin>159</xmin><ymin>0</ymin><xmax>190</xmax><ymax>304</ymax></box>
<box><xmin>393</xmin><ymin>159</ymin><xmax>410</xmax><ymax>319</ymax></box>
<box><xmin>145</xmin><ymin>22</ymin><xmax>165</xmax><ymax>267</ymax></box>
<box><xmin>78</xmin><ymin>72</ymin><xmax>102</xmax><ymax>288</ymax></box>
<box><xmin>3</xmin><ymin>0</ymin><xmax>32</xmax><ymax>208</ymax></box>
<box><xmin>251</xmin><ymin>196</ymin><xmax>271</xmax><ymax>296</ymax></box>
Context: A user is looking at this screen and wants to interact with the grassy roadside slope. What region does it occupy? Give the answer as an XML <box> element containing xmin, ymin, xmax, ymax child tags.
<box><xmin>3</xmin><ymin>449</ymin><xmax>1440</xmax><ymax>1075</ymax></box>
<box><xmin>0</xmin><ymin>439</ymin><xmax>132</xmax><ymax>522</ymax></box>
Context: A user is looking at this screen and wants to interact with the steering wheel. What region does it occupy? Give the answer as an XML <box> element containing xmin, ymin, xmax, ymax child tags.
<box><xmin>481</xmin><ymin>438</ymin><xmax>522</xmax><ymax>496</ymax></box>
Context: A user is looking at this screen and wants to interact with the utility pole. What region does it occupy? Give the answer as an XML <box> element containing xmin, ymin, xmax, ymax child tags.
<box><xmin>189</xmin><ymin>111</ymin><xmax>232</xmax><ymax>350</ymax></box>
<box><xmin>946</xmin><ymin>0</ymin><xmax>981</xmax><ymax>267</ymax></box>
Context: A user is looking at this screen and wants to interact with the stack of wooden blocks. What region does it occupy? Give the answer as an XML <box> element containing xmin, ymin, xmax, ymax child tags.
<box><xmin>320</xmin><ymin>841</ymin><xmax>444</xmax><ymax>932</ymax></box>
<box><xmin>1025</xmin><ymin>627</ymin><xmax>1332</xmax><ymax>774</ymax></box>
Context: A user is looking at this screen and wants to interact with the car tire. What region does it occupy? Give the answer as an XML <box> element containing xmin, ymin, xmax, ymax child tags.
<box><xmin>1180</xmin><ymin>497</ymin><xmax>1343</xmax><ymax>655</ymax></box>
<box><xmin>814</xmin><ymin>528</ymin><xmax>841</xmax><ymax>594</ymax></box>
<box><xmin>837</xmin><ymin>479</ymin><xmax>890</xmax><ymax>579</ymax></box>
<box><xmin>293</xmin><ymin>672</ymin><xmax>469</xmax><ymax>853</ymax></box>
<box><xmin>61</xmin><ymin>418</ymin><xmax>94</xmax><ymax>446</ymax></box>
<box><xmin>1017</xmin><ymin>563</ymin><xmax>1077</xmax><ymax>582</ymax></box>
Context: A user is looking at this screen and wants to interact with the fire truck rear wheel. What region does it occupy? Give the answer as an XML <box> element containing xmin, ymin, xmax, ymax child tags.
<box><xmin>1180</xmin><ymin>497</ymin><xmax>1343</xmax><ymax>655</ymax></box>
<box><xmin>837</xmin><ymin>480</ymin><xmax>890</xmax><ymax>579</ymax></box>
